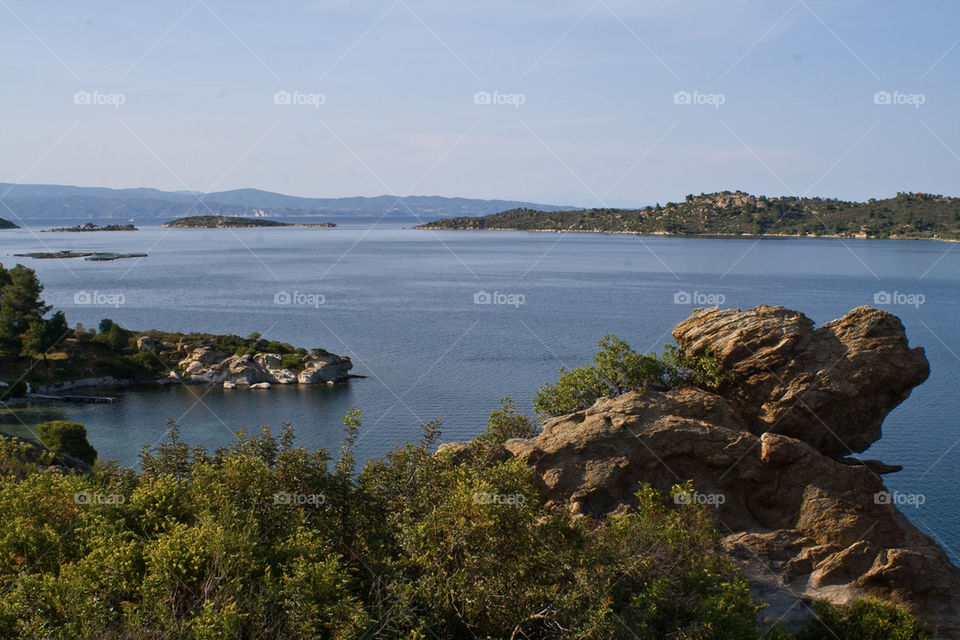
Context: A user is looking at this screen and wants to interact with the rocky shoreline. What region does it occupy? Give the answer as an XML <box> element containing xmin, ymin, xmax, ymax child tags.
<box><xmin>170</xmin><ymin>342</ymin><xmax>353</xmax><ymax>388</ymax></box>
<box><xmin>441</xmin><ymin>305</ymin><xmax>959</xmax><ymax>637</ymax></box>
<box><xmin>9</xmin><ymin>335</ymin><xmax>356</xmax><ymax>400</ymax></box>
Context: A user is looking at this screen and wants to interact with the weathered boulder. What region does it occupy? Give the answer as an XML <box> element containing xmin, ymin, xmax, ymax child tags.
<box><xmin>180</xmin><ymin>347</ymin><xmax>231</xmax><ymax>377</ymax></box>
<box><xmin>672</xmin><ymin>305</ymin><xmax>929</xmax><ymax>456</ymax></box>
<box><xmin>253</xmin><ymin>353</ymin><xmax>298</xmax><ymax>384</ymax></box>
<box><xmin>297</xmin><ymin>354</ymin><xmax>352</xmax><ymax>384</ymax></box>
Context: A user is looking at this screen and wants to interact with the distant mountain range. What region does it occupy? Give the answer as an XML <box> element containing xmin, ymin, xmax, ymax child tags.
<box><xmin>0</xmin><ymin>183</ymin><xmax>576</xmax><ymax>223</ymax></box>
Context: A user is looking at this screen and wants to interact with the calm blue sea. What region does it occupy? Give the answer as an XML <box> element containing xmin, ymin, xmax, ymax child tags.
<box><xmin>1</xmin><ymin>218</ymin><xmax>957</xmax><ymax>559</ymax></box>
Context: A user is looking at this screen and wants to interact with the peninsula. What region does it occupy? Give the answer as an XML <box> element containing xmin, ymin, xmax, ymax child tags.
<box><xmin>416</xmin><ymin>191</ymin><xmax>960</xmax><ymax>240</ymax></box>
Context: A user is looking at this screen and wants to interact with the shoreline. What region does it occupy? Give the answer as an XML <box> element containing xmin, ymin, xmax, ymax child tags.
<box><xmin>414</xmin><ymin>226</ymin><xmax>960</xmax><ymax>242</ymax></box>
<box><xmin>2</xmin><ymin>373</ymin><xmax>366</xmax><ymax>407</ymax></box>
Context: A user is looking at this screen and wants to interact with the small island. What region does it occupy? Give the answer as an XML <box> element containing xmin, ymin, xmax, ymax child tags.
<box><xmin>164</xmin><ymin>215</ymin><xmax>335</xmax><ymax>229</ymax></box>
<box><xmin>416</xmin><ymin>191</ymin><xmax>960</xmax><ymax>240</ymax></box>
<box><xmin>14</xmin><ymin>250</ymin><xmax>147</xmax><ymax>261</ymax></box>
<box><xmin>42</xmin><ymin>223</ymin><xmax>137</xmax><ymax>232</ymax></box>
<box><xmin>0</xmin><ymin>217</ymin><xmax>19</xmax><ymax>229</ymax></box>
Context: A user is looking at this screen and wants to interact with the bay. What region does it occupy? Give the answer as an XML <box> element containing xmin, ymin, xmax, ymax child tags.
<box><xmin>1</xmin><ymin>218</ymin><xmax>957</xmax><ymax>559</ymax></box>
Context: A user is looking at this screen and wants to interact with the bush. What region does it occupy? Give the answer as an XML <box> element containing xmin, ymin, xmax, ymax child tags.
<box><xmin>480</xmin><ymin>396</ymin><xmax>536</xmax><ymax>442</ymax></box>
<box><xmin>534</xmin><ymin>335</ymin><xmax>723</xmax><ymax>419</ymax></box>
<box><xmin>35</xmin><ymin>421</ymin><xmax>97</xmax><ymax>465</ymax></box>
<box><xmin>0</xmin><ymin>416</ymin><xmax>774</xmax><ymax>639</ymax></box>
<box><xmin>789</xmin><ymin>599</ymin><xmax>932</xmax><ymax>640</ymax></box>
<box><xmin>278</xmin><ymin>353</ymin><xmax>305</xmax><ymax>372</ymax></box>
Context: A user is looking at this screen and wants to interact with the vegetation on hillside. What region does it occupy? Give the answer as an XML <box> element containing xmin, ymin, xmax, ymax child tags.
<box><xmin>417</xmin><ymin>191</ymin><xmax>960</xmax><ymax>239</ymax></box>
<box><xmin>0</xmin><ymin>410</ymin><xmax>930</xmax><ymax>638</ymax></box>
<box><xmin>163</xmin><ymin>215</ymin><xmax>290</xmax><ymax>228</ymax></box>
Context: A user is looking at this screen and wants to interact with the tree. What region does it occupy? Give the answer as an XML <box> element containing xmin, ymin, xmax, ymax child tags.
<box><xmin>0</xmin><ymin>265</ymin><xmax>49</xmax><ymax>354</ymax></box>
<box><xmin>22</xmin><ymin>311</ymin><xmax>69</xmax><ymax>363</ymax></box>
<box><xmin>35</xmin><ymin>420</ymin><xmax>98</xmax><ymax>465</ymax></box>
<box><xmin>96</xmin><ymin>323</ymin><xmax>132</xmax><ymax>352</ymax></box>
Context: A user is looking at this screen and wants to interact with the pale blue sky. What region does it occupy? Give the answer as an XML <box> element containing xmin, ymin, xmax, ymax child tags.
<box><xmin>0</xmin><ymin>1</ymin><xmax>957</xmax><ymax>207</ymax></box>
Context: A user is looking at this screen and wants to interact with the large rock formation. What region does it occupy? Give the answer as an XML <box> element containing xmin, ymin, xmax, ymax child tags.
<box><xmin>671</xmin><ymin>305</ymin><xmax>929</xmax><ymax>456</ymax></box>
<box><xmin>496</xmin><ymin>306</ymin><xmax>957</xmax><ymax>636</ymax></box>
<box><xmin>178</xmin><ymin>347</ymin><xmax>352</xmax><ymax>386</ymax></box>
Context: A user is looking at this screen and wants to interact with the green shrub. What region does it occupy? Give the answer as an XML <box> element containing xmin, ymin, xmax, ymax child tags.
<box><xmin>533</xmin><ymin>336</ymin><xmax>724</xmax><ymax>419</ymax></box>
<box><xmin>35</xmin><ymin>420</ymin><xmax>97</xmax><ymax>465</ymax></box>
<box><xmin>480</xmin><ymin>396</ymin><xmax>537</xmax><ymax>442</ymax></box>
<box><xmin>265</xmin><ymin>340</ymin><xmax>295</xmax><ymax>355</ymax></box>
<box><xmin>278</xmin><ymin>353</ymin><xmax>305</xmax><ymax>372</ymax></box>
<box><xmin>790</xmin><ymin>598</ymin><xmax>932</xmax><ymax>640</ymax></box>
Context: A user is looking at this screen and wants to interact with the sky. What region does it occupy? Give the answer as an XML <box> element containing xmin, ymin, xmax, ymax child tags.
<box><xmin>0</xmin><ymin>0</ymin><xmax>957</xmax><ymax>208</ymax></box>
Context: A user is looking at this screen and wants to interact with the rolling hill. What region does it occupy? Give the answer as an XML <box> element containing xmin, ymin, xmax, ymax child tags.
<box><xmin>0</xmin><ymin>183</ymin><xmax>575</xmax><ymax>222</ymax></box>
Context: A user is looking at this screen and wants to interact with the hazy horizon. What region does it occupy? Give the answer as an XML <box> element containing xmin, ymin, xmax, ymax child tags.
<box><xmin>4</xmin><ymin>180</ymin><xmax>953</xmax><ymax>211</ymax></box>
